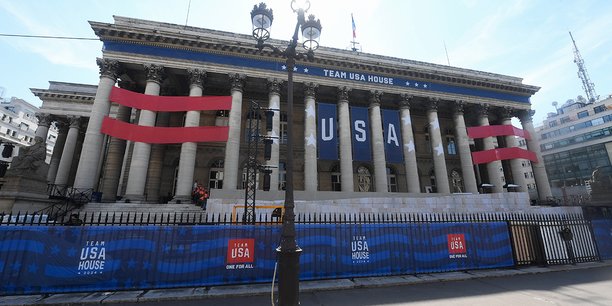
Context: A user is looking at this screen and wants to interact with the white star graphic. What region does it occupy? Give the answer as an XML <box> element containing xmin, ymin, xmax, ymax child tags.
<box><xmin>305</xmin><ymin>133</ymin><xmax>316</xmax><ymax>147</ymax></box>
<box><xmin>281</xmin><ymin>65</ymin><xmax>287</xmax><ymax>70</ymax></box>
<box><xmin>304</xmin><ymin>68</ymin><xmax>309</xmax><ymax>73</ymax></box>
<box><xmin>405</xmin><ymin>140</ymin><xmax>415</xmax><ymax>152</ymax></box>
<box><xmin>405</xmin><ymin>81</ymin><xmax>411</xmax><ymax>86</ymax></box>
<box><xmin>423</xmin><ymin>84</ymin><xmax>428</xmax><ymax>88</ymax></box>
<box><xmin>402</xmin><ymin>115</ymin><xmax>412</xmax><ymax>126</ymax></box>
<box><xmin>434</xmin><ymin>143</ymin><xmax>444</xmax><ymax>156</ymax></box>
<box><xmin>270</xmin><ymin>130</ymin><xmax>279</xmax><ymax>144</ymax></box>
<box><xmin>415</xmin><ymin>83</ymin><xmax>419</xmax><ymax>87</ymax></box>
<box><xmin>430</xmin><ymin>118</ymin><xmax>439</xmax><ymax>130</ymax></box>
<box><xmin>293</xmin><ymin>66</ymin><xmax>298</xmax><ymax>72</ymax></box>
<box><xmin>305</xmin><ymin>104</ymin><xmax>315</xmax><ymax>118</ymax></box>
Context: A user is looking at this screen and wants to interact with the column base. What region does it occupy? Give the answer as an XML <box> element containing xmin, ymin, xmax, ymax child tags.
<box><xmin>122</xmin><ymin>194</ymin><xmax>145</xmax><ymax>203</ymax></box>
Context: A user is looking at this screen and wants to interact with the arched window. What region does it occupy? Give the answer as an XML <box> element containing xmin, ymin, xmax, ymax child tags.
<box><xmin>387</xmin><ymin>166</ymin><xmax>398</xmax><ymax>192</ymax></box>
<box><xmin>209</xmin><ymin>160</ymin><xmax>224</xmax><ymax>189</ymax></box>
<box><xmin>357</xmin><ymin>166</ymin><xmax>372</xmax><ymax>192</ymax></box>
<box><xmin>330</xmin><ymin>164</ymin><xmax>341</xmax><ymax>191</ymax></box>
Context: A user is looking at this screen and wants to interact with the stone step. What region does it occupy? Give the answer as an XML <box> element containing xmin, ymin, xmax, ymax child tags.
<box><xmin>78</xmin><ymin>203</ymin><xmax>204</xmax><ymax>213</ymax></box>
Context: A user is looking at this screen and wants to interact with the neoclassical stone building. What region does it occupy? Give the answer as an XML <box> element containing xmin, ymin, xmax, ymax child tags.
<box><xmin>30</xmin><ymin>16</ymin><xmax>552</xmax><ymax>212</ymax></box>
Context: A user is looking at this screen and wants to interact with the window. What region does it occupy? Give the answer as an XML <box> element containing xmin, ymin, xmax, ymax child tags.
<box><xmin>357</xmin><ymin>166</ymin><xmax>372</xmax><ymax>192</ymax></box>
<box><xmin>208</xmin><ymin>160</ymin><xmax>224</xmax><ymax>189</ymax></box>
<box><xmin>560</xmin><ymin>117</ymin><xmax>571</xmax><ymax>124</ymax></box>
<box><xmin>19</xmin><ymin>123</ymin><xmax>29</xmax><ymax>131</ymax></box>
<box><xmin>330</xmin><ymin>165</ymin><xmax>341</xmax><ymax>191</ymax></box>
<box><xmin>446</xmin><ymin>136</ymin><xmax>456</xmax><ymax>155</ymax></box>
<box><xmin>577</xmin><ymin>110</ymin><xmax>589</xmax><ymax>119</ymax></box>
<box><xmin>215</xmin><ymin>110</ymin><xmax>229</xmax><ymax>126</ymax></box>
<box><xmin>279</xmin><ymin>113</ymin><xmax>288</xmax><ymax>144</ymax></box>
<box><xmin>387</xmin><ymin>167</ymin><xmax>398</xmax><ymax>192</ymax></box>
<box><xmin>594</xmin><ymin>105</ymin><xmax>606</xmax><ymax>113</ymax></box>
<box><xmin>548</xmin><ymin>120</ymin><xmax>557</xmax><ymax>128</ymax></box>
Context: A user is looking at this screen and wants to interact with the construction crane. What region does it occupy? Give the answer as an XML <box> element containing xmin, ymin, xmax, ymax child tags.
<box><xmin>569</xmin><ymin>31</ymin><xmax>598</xmax><ymax>102</ymax></box>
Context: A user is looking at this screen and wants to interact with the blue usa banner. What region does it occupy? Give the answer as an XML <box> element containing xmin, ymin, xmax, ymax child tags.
<box><xmin>350</xmin><ymin>106</ymin><xmax>371</xmax><ymax>161</ymax></box>
<box><xmin>382</xmin><ymin>109</ymin><xmax>403</xmax><ymax>163</ymax></box>
<box><xmin>317</xmin><ymin>103</ymin><xmax>338</xmax><ymax>160</ymax></box>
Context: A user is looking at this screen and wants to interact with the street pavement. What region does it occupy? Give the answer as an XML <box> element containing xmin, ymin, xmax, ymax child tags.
<box><xmin>1</xmin><ymin>261</ymin><xmax>611</xmax><ymax>305</ymax></box>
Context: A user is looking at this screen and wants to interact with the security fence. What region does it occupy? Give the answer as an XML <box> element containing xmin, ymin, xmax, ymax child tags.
<box><xmin>0</xmin><ymin>210</ymin><xmax>610</xmax><ymax>296</ymax></box>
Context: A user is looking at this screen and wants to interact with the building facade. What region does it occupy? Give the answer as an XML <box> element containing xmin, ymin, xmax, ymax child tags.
<box><xmin>29</xmin><ymin>16</ymin><xmax>553</xmax><ymax>210</ymax></box>
<box><xmin>538</xmin><ymin>96</ymin><xmax>612</xmax><ymax>198</ymax></box>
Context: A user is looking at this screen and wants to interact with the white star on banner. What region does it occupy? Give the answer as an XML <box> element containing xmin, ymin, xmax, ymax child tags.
<box><xmin>281</xmin><ymin>65</ymin><xmax>287</xmax><ymax>70</ymax></box>
<box><xmin>270</xmin><ymin>130</ymin><xmax>279</xmax><ymax>144</ymax></box>
<box><xmin>434</xmin><ymin>143</ymin><xmax>444</xmax><ymax>156</ymax></box>
<box><xmin>305</xmin><ymin>133</ymin><xmax>316</xmax><ymax>147</ymax></box>
<box><xmin>402</xmin><ymin>115</ymin><xmax>412</xmax><ymax>126</ymax></box>
<box><xmin>430</xmin><ymin>118</ymin><xmax>439</xmax><ymax>130</ymax></box>
<box><xmin>415</xmin><ymin>83</ymin><xmax>419</xmax><ymax>87</ymax></box>
<box><xmin>293</xmin><ymin>66</ymin><xmax>298</xmax><ymax>71</ymax></box>
<box><xmin>423</xmin><ymin>84</ymin><xmax>428</xmax><ymax>88</ymax></box>
<box><xmin>405</xmin><ymin>140</ymin><xmax>415</xmax><ymax>152</ymax></box>
<box><xmin>304</xmin><ymin>68</ymin><xmax>309</xmax><ymax>73</ymax></box>
<box><xmin>405</xmin><ymin>81</ymin><xmax>410</xmax><ymax>86</ymax></box>
<box><xmin>305</xmin><ymin>104</ymin><xmax>315</xmax><ymax>118</ymax></box>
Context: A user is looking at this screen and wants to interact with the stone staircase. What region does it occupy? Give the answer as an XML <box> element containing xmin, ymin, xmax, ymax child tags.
<box><xmin>75</xmin><ymin>202</ymin><xmax>213</xmax><ymax>224</ymax></box>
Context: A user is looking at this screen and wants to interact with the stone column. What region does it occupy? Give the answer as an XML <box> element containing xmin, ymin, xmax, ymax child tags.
<box><xmin>501</xmin><ymin>107</ymin><xmax>528</xmax><ymax>192</ymax></box>
<box><xmin>54</xmin><ymin>116</ymin><xmax>81</xmax><ymax>186</ymax></box>
<box><xmin>369</xmin><ymin>90</ymin><xmax>388</xmax><ymax>192</ymax></box>
<box><xmin>303</xmin><ymin>83</ymin><xmax>318</xmax><ymax>192</ymax></box>
<box><xmin>478</xmin><ymin>104</ymin><xmax>505</xmax><ymax>193</ymax></box>
<box><xmin>427</xmin><ymin>99</ymin><xmax>450</xmax><ymax>193</ymax></box>
<box><xmin>222</xmin><ymin>74</ymin><xmax>245</xmax><ymax>190</ymax></box>
<box><xmin>174</xmin><ymin>69</ymin><xmax>205</xmax><ymax>202</ymax></box>
<box><xmin>145</xmin><ymin>111</ymin><xmax>169</xmax><ymax>202</ymax></box>
<box><xmin>453</xmin><ymin>101</ymin><xmax>478</xmax><ymax>194</ymax></box>
<box><xmin>124</xmin><ymin>64</ymin><xmax>164</xmax><ymax>201</ymax></box>
<box><xmin>35</xmin><ymin>114</ymin><xmax>51</xmax><ymax>140</ymax></box>
<box><xmin>266</xmin><ymin>79</ymin><xmax>282</xmax><ymax>191</ymax></box>
<box><xmin>399</xmin><ymin>94</ymin><xmax>420</xmax><ymax>193</ymax></box>
<box><xmin>47</xmin><ymin>121</ymin><xmax>68</xmax><ymax>184</ymax></box>
<box><xmin>520</xmin><ymin>110</ymin><xmax>553</xmax><ymax>200</ymax></box>
<box><xmin>337</xmin><ymin>87</ymin><xmax>354</xmax><ymax>192</ymax></box>
<box><xmin>100</xmin><ymin>103</ymin><xmax>131</xmax><ymax>202</ymax></box>
<box><xmin>73</xmin><ymin>58</ymin><xmax>120</xmax><ymax>190</ymax></box>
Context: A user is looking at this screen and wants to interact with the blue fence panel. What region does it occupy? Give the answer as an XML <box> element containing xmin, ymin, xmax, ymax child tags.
<box><xmin>592</xmin><ymin>219</ymin><xmax>612</xmax><ymax>259</ymax></box>
<box><xmin>0</xmin><ymin>222</ymin><xmax>514</xmax><ymax>296</ymax></box>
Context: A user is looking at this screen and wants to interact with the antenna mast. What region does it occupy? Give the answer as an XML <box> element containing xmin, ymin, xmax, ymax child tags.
<box><xmin>569</xmin><ymin>31</ymin><xmax>597</xmax><ymax>102</ymax></box>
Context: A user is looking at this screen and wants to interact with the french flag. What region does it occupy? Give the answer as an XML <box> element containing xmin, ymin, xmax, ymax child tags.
<box><xmin>351</xmin><ymin>13</ymin><xmax>356</xmax><ymax>39</ymax></box>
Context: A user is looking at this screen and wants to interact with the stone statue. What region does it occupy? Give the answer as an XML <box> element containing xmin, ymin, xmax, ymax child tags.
<box><xmin>7</xmin><ymin>136</ymin><xmax>48</xmax><ymax>178</ymax></box>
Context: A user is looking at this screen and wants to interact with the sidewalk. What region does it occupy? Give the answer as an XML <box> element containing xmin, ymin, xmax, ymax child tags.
<box><xmin>1</xmin><ymin>260</ymin><xmax>611</xmax><ymax>305</ymax></box>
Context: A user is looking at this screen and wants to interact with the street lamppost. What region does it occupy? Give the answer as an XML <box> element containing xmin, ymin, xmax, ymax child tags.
<box><xmin>250</xmin><ymin>1</ymin><xmax>322</xmax><ymax>305</ymax></box>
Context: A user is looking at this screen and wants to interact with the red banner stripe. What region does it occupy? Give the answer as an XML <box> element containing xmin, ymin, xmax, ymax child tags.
<box><xmin>101</xmin><ymin>117</ymin><xmax>229</xmax><ymax>144</ymax></box>
<box><xmin>471</xmin><ymin>147</ymin><xmax>537</xmax><ymax>165</ymax></box>
<box><xmin>467</xmin><ymin>125</ymin><xmax>530</xmax><ymax>140</ymax></box>
<box><xmin>109</xmin><ymin>87</ymin><xmax>232</xmax><ymax>112</ymax></box>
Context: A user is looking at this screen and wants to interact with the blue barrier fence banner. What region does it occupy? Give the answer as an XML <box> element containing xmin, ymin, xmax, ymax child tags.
<box><xmin>592</xmin><ymin>219</ymin><xmax>612</xmax><ymax>260</ymax></box>
<box><xmin>0</xmin><ymin>222</ymin><xmax>513</xmax><ymax>295</ymax></box>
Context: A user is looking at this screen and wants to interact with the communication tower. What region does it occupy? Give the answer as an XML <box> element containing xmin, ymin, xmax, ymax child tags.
<box><xmin>569</xmin><ymin>31</ymin><xmax>598</xmax><ymax>102</ymax></box>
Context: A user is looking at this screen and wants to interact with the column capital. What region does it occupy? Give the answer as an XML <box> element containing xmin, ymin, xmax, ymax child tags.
<box><xmin>454</xmin><ymin>100</ymin><xmax>466</xmax><ymax>115</ymax></box>
<box><xmin>369</xmin><ymin>90</ymin><xmax>383</xmax><ymax>107</ymax></box>
<box><xmin>500</xmin><ymin>106</ymin><xmax>515</xmax><ymax>121</ymax></box>
<box><xmin>36</xmin><ymin>113</ymin><xmax>52</xmax><ymax>128</ymax></box>
<box><xmin>303</xmin><ymin>82</ymin><xmax>318</xmax><ymax>98</ymax></box>
<box><xmin>477</xmin><ymin>103</ymin><xmax>490</xmax><ymax>118</ymax></box>
<box><xmin>426</xmin><ymin>98</ymin><xmax>440</xmax><ymax>111</ymax></box>
<box><xmin>337</xmin><ymin>86</ymin><xmax>351</xmax><ymax>102</ymax></box>
<box><xmin>144</xmin><ymin>64</ymin><xmax>165</xmax><ymax>84</ymax></box>
<box><xmin>267</xmin><ymin>78</ymin><xmax>282</xmax><ymax>96</ymax></box>
<box><xmin>54</xmin><ymin>120</ymin><xmax>69</xmax><ymax>134</ymax></box>
<box><xmin>398</xmin><ymin>94</ymin><xmax>413</xmax><ymax>109</ymax></box>
<box><xmin>229</xmin><ymin>73</ymin><xmax>246</xmax><ymax>93</ymax></box>
<box><xmin>187</xmin><ymin>68</ymin><xmax>207</xmax><ymax>88</ymax></box>
<box><xmin>67</xmin><ymin>116</ymin><xmax>81</xmax><ymax>128</ymax></box>
<box><xmin>96</xmin><ymin>58</ymin><xmax>120</xmax><ymax>80</ymax></box>
<box><xmin>519</xmin><ymin>109</ymin><xmax>535</xmax><ymax>124</ymax></box>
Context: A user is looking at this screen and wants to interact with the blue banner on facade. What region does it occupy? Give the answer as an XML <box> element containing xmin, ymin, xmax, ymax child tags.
<box><xmin>382</xmin><ymin>109</ymin><xmax>403</xmax><ymax>163</ymax></box>
<box><xmin>350</xmin><ymin>106</ymin><xmax>371</xmax><ymax>161</ymax></box>
<box><xmin>0</xmin><ymin>223</ymin><xmax>514</xmax><ymax>295</ymax></box>
<box><xmin>317</xmin><ymin>103</ymin><xmax>338</xmax><ymax>160</ymax></box>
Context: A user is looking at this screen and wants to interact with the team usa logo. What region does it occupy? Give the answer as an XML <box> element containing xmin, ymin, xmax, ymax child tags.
<box><xmin>351</xmin><ymin>235</ymin><xmax>370</xmax><ymax>264</ymax></box>
<box><xmin>447</xmin><ymin>234</ymin><xmax>467</xmax><ymax>259</ymax></box>
<box><xmin>226</xmin><ymin>239</ymin><xmax>255</xmax><ymax>270</ymax></box>
<box><xmin>78</xmin><ymin>240</ymin><xmax>106</xmax><ymax>275</ymax></box>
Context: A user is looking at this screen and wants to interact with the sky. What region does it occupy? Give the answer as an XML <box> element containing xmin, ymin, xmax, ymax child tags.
<box><xmin>1</xmin><ymin>0</ymin><xmax>611</xmax><ymax>126</ymax></box>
